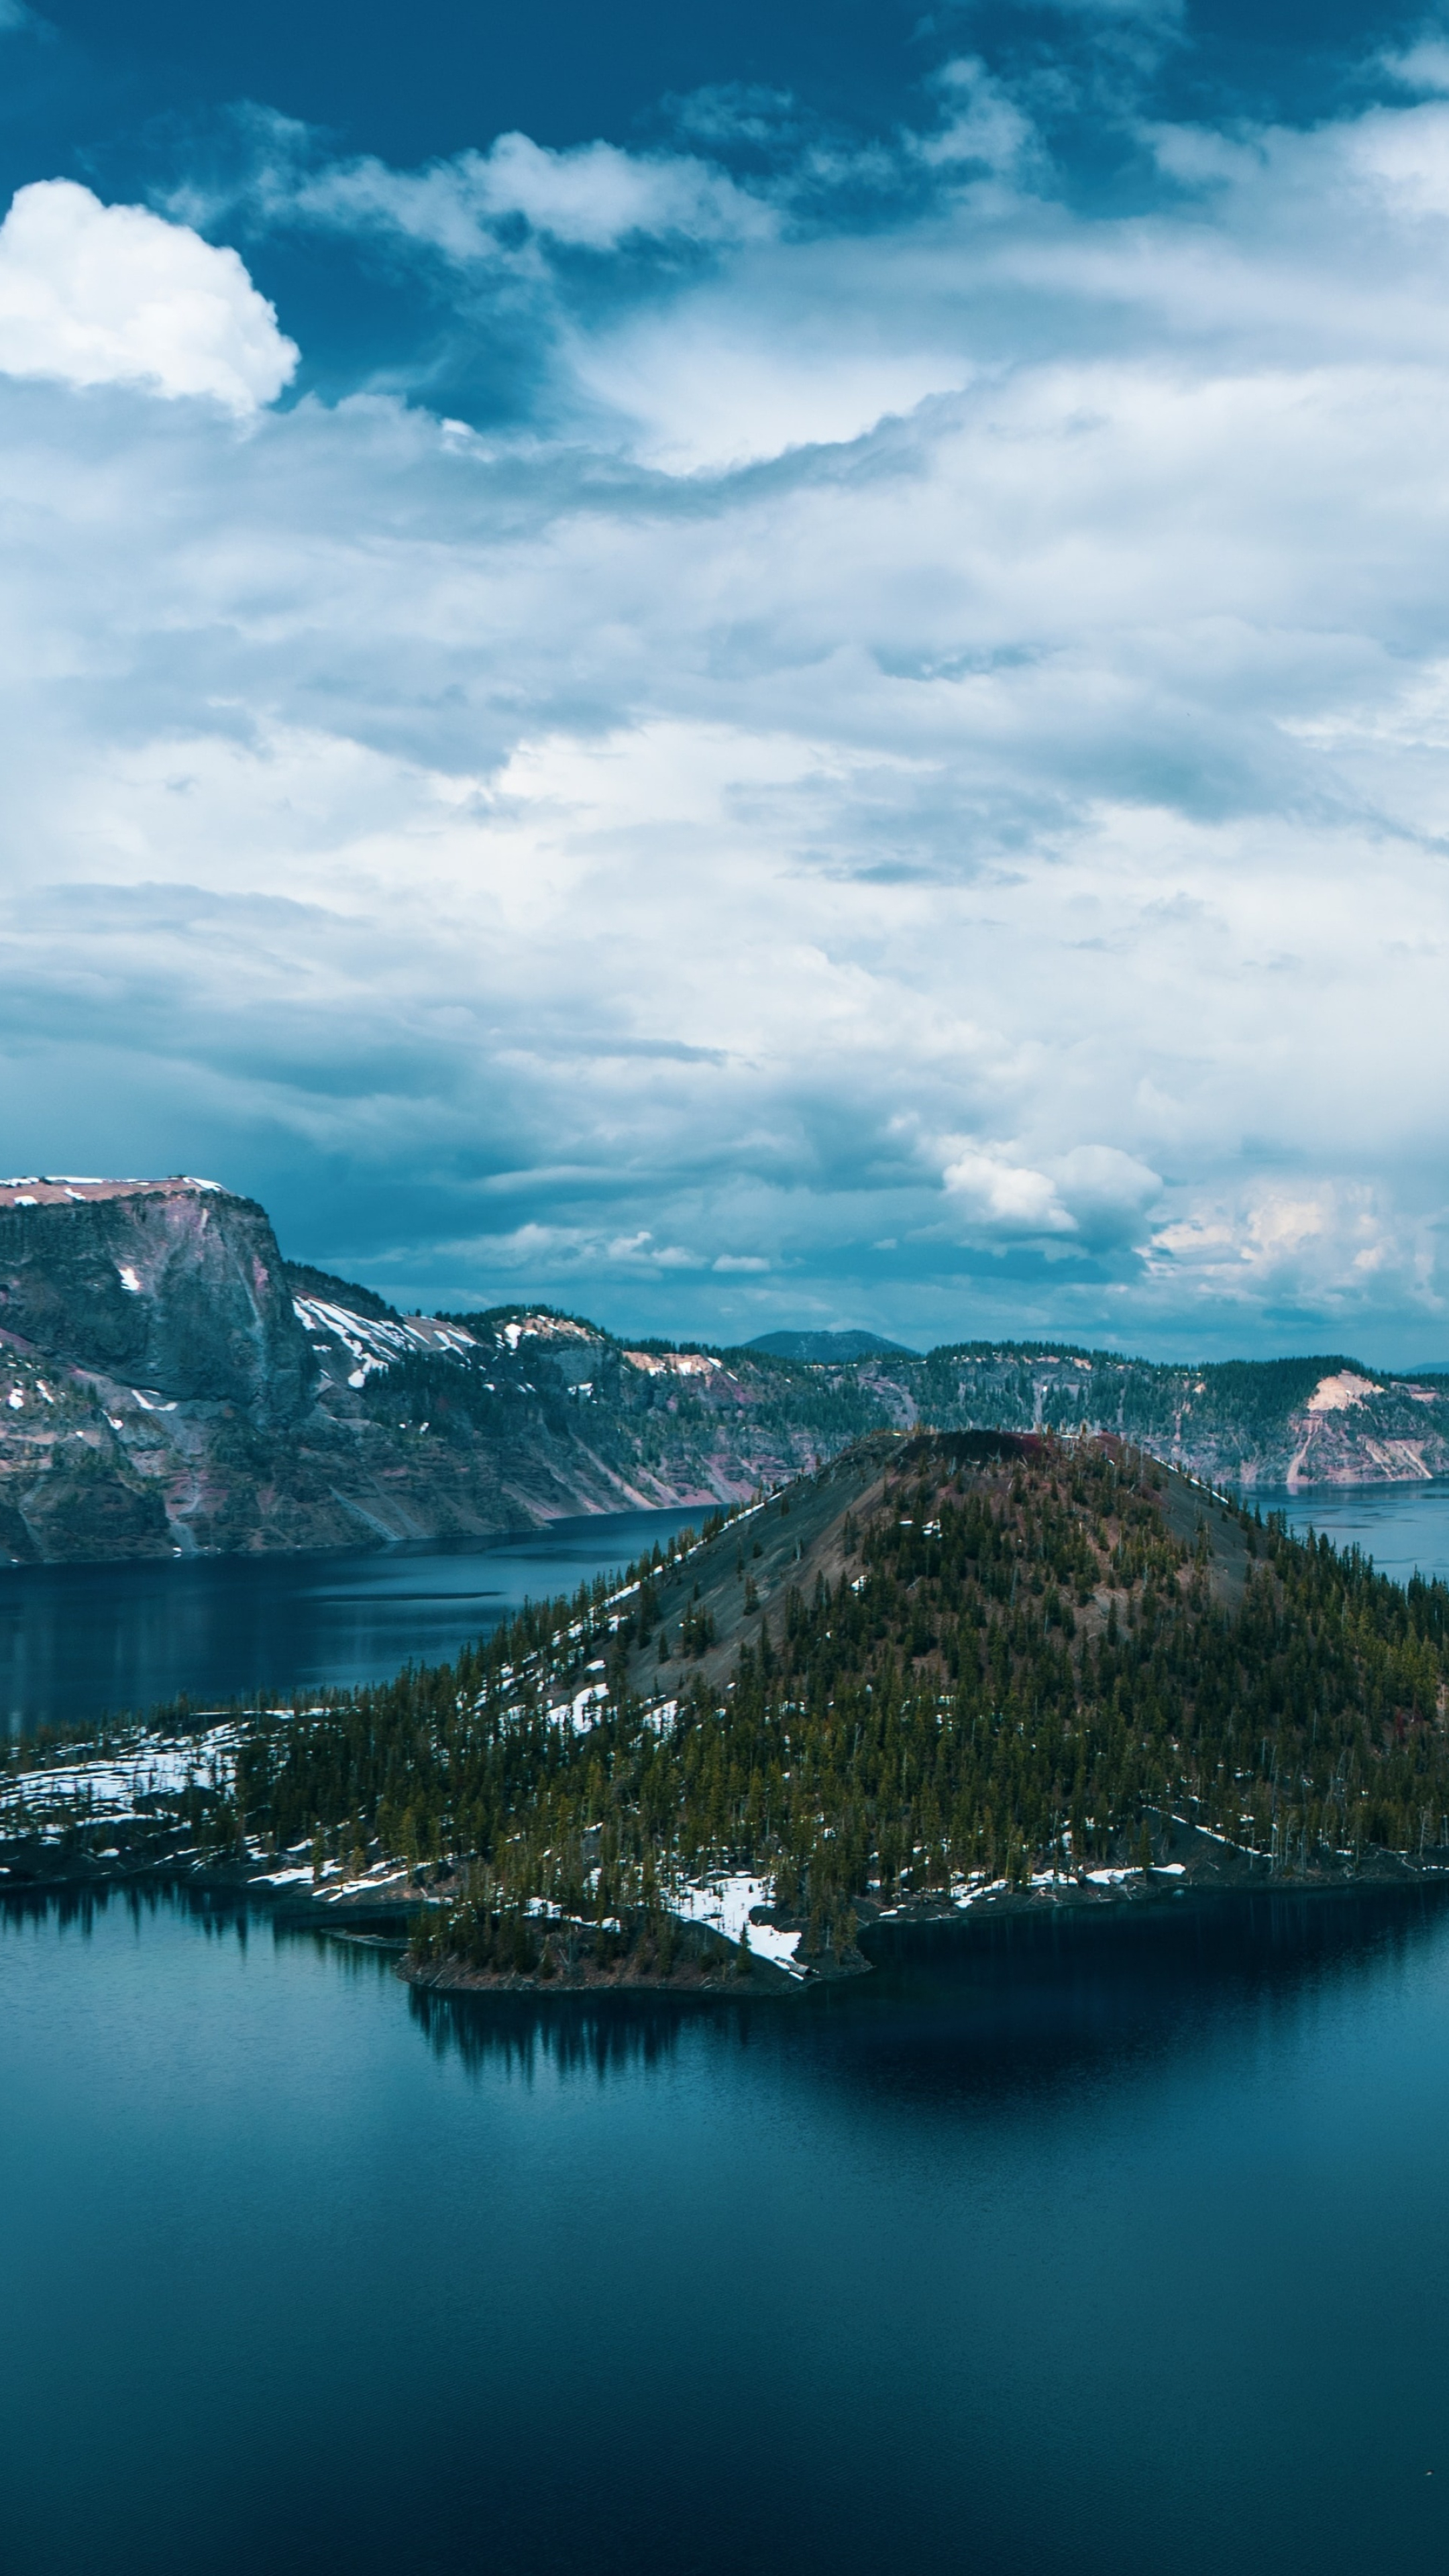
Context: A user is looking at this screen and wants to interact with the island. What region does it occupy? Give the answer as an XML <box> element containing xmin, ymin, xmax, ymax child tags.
<box><xmin>5</xmin><ymin>1427</ymin><xmax>1449</xmax><ymax>1993</ymax></box>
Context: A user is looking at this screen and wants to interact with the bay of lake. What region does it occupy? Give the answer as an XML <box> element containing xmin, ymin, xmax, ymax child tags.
<box><xmin>0</xmin><ymin>1505</ymin><xmax>706</xmax><ymax>1738</ymax></box>
<box><xmin>1263</xmin><ymin>1475</ymin><xmax>1449</xmax><ymax>1586</ymax></box>
<box><xmin>5</xmin><ymin>1880</ymin><xmax>1449</xmax><ymax>2576</ymax></box>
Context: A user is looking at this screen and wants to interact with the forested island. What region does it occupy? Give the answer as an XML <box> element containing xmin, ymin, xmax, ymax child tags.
<box><xmin>11</xmin><ymin>1428</ymin><xmax>1447</xmax><ymax>1994</ymax></box>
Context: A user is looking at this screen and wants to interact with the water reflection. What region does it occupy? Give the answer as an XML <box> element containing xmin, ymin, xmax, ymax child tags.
<box><xmin>0</xmin><ymin>1875</ymin><xmax>266</xmax><ymax>1945</ymax></box>
<box><xmin>10</xmin><ymin>1875</ymin><xmax>1449</xmax><ymax>2576</ymax></box>
<box><xmin>13</xmin><ymin>1869</ymin><xmax>1449</xmax><ymax>2131</ymax></box>
<box><xmin>808</xmin><ymin>1887</ymin><xmax>1449</xmax><ymax>2114</ymax></box>
<box><xmin>407</xmin><ymin>1982</ymin><xmax>716</xmax><ymax>2080</ymax></box>
<box><xmin>398</xmin><ymin>1882</ymin><xmax>1449</xmax><ymax>2112</ymax></box>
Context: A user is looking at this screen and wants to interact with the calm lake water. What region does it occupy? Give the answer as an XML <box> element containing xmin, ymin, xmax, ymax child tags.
<box><xmin>0</xmin><ymin>1505</ymin><xmax>705</xmax><ymax>1737</ymax></box>
<box><xmin>1264</xmin><ymin>1478</ymin><xmax>1449</xmax><ymax>1587</ymax></box>
<box><xmin>5</xmin><ymin>1884</ymin><xmax>1449</xmax><ymax>2576</ymax></box>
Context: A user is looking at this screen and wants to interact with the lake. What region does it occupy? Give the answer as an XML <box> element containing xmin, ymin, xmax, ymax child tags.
<box><xmin>5</xmin><ymin>1882</ymin><xmax>1449</xmax><ymax>2576</ymax></box>
<box><xmin>0</xmin><ymin>1505</ymin><xmax>706</xmax><ymax>1737</ymax></box>
<box><xmin>1264</xmin><ymin>1477</ymin><xmax>1449</xmax><ymax>1586</ymax></box>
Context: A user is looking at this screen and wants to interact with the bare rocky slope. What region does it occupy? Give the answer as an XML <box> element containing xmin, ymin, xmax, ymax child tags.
<box><xmin>0</xmin><ymin>1175</ymin><xmax>1445</xmax><ymax>1563</ymax></box>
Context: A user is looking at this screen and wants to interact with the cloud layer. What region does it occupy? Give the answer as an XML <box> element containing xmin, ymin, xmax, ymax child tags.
<box><xmin>3</xmin><ymin>52</ymin><xmax>1449</xmax><ymax>1356</ymax></box>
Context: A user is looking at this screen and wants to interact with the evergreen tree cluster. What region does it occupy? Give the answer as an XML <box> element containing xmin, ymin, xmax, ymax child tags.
<box><xmin>231</xmin><ymin>1442</ymin><xmax>1449</xmax><ymax>1968</ymax></box>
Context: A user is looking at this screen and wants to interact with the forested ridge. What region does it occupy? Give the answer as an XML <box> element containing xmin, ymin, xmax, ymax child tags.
<box><xmin>228</xmin><ymin>1435</ymin><xmax>1449</xmax><ymax>1980</ymax></box>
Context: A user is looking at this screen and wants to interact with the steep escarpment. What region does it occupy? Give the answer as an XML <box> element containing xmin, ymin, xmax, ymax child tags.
<box><xmin>0</xmin><ymin>1177</ymin><xmax>314</xmax><ymax>1419</ymax></box>
<box><xmin>0</xmin><ymin>1173</ymin><xmax>1446</xmax><ymax>1564</ymax></box>
<box><xmin>0</xmin><ymin>1179</ymin><xmax>322</xmax><ymax>1561</ymax></box>
<box><xmin>0</xmin><ymin>1184</ymin><xmax>877</xmax><ymax>1562</ymax></box>
<box><xmin>866</xmin><ymin>1346</ymin><xmax>1449</xmax><ymax>1489</ymax></box>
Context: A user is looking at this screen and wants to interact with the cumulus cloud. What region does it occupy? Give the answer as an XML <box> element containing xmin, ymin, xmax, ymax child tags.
<box><xmin>940</xmin><ymin>1144</ymin><xmax>1162</xmax><ymax>1250</ymax></box>
<box><xmin>943</xmin><ymin>1148</ymin><xmax>1077</xmax><ymax>1238</ymax></box>
<box><xmin>1381</xmin><ymin>36</ymin><xmax>1449</xmax><ymax>93</ymax></box>
<box><xmin>474</xmin><ymin>131</ymin><xmax>774</xmax><ymax>248</ymax></box>
<box><xmin>568</xmin><ymin>300</ymin><xmax>966</xmax><ymax>468</ymax></box>
<box><xmin>0</xmin><ymin>181</ymin><xmax>297</xmax><ymax>409</ymax></box>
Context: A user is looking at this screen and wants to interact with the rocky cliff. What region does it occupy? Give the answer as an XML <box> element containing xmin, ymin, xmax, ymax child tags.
<box><xmin>0</xmin><ymin>1175</ymin><xmax>1445</xmax><ymax>1562</ymax></box>
<box><xmin>0</xmin><ymin>1179</ymin><xmax>313</xmax><ymax>1420</ymax></box>
<box><xmin>884</xmin><ymin>1345</ymin><xmax>1449</xmax><ymax>1490</ymax></box>
<box><xmin>0</xmin><ymin>1179</ymin><xmax>872</xmax><ymax>1561</ymax></box>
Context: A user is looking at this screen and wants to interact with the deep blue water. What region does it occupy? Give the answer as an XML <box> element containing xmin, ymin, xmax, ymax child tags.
<box><xmin>5</xmin><ymin>1884</ymin><xmax>1449</xmax><ymax>2576</ymax></box>
<box><xmin>1264</xmin><ymin>1479</ymin><xmax>1449</xmax><ymax>1587</ymax></box>
<box><xmin>0</xmin><ymin>1505</ymin><xmax>704</xmax><ymax>1737</ymax></box>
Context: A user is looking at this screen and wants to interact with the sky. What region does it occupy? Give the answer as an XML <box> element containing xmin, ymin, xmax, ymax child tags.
<box><xmin>2</xmin><ymin>1</ymin><xmax>1449</xmax><ymax>1360</ymax></box>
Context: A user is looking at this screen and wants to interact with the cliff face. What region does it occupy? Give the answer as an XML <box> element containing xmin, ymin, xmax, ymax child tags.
<box><xmin>0</xmin><ymin>1181</ymin><xmax>313</xmax><ymax>1424</ymax></box>
<box><xmin>0</xmin><ymin>1177</ymin><xmax>324</xmax><ymax>1562</ymax></box>
<box><xmin>0</xmin><ymin>1176</ymin><xmax>1444</xmax><ymax>1564</ymax></box>
<box><xmin>0</xmin><ymin>1186</ymin><xmax>864</xmax><ymax>1562</ymax></box>
<box><xmin>879</xmin><ymin>1347</ymin><xmax>1449</xmax><ymax>1491</ymax></box>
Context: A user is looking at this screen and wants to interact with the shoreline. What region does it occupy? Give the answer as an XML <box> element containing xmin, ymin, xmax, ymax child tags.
<box><xmin>9</xmin><ymin>1809</ymin><xmax>1449</xmax><ymax>2000</ymax></box>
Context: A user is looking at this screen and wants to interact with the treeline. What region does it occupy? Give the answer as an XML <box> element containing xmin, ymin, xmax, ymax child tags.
<box><xmin>231</xmin><ymin>1444</ymin><xmax>1449</xmax><ymax>1964</ymax></box>
<box><xmin>360</xmin><ymin>1334</ymin><xmax>888</xmax><ymax>1470</ymax></box>
<box><xmin>233</xmin><ymin>1503</ymin><xmax>735</xmax><ymax>1858</ymax></box>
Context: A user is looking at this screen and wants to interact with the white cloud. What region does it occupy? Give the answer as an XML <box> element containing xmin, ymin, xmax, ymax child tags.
<box><xmin>943</xmin><ymin>1147</ymin><xmax>1076</xmax><ymax>1236</ymax></box>
<box><xmin>569</xmin><ymin>295</ymin><xmax>967</xmax><ymax>468</ymax></box>
<box><xmin>1052</xmin><ymin>1146</ymin><xmax>1163</xmax><ymax>1246</ymax></box>
<box><xmin>1381</xmin><ymin>37</ymin><xmax>1449</xmax><ymax>94</ymax></box>
<box><xmin>12</xmin><ymin>76</ymin><xmax>1449</xmax><ymax>1346</ymax></box>
<box><xmin>916</xmin><ymin>58</ymin><xmax>1036</xmax><ymax>176</ymax></box>
<box><xmin>1145</xmin><ymin>1185</ymin><xmax>1438</xmax><ymax>1324</ymax></box>
<box><xmin>0</xmin><ymin>180</ymin><xmax>297</xmax><ymax>409</ymax></box>
<box><xmin>936</xmin><ymin>1144</ymin><xmax>1161</xmax><ymax>1249</ymax></box>
<box><xmin>478</xmin><ymin>131</ymin><xmax>773</xmax><ymax>248</ymax></box>
<box><xmin>291</xmin><ymin>132</ymin><xmax>773</xmax><ymax>261</ymax></box>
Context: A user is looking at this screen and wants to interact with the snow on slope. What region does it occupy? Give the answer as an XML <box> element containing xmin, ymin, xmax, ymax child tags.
<box><xmin>292</xmin><ymin>1295</ymin><xmax>477</xmax><ymax>1386</ymax></box>
<box><xmin>667</xmin><ymin>1870</ymin><xmax>806</xmax><ymax>1976</ymax></box>
<box><xmin>1</xmin><ymin>1722</ymin><xmax>240</xmax><ymax>1825</ymax></box>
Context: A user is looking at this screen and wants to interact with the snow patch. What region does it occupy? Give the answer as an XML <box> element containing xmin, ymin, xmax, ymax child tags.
<box><xmin>293</xmin><ymin>1295</ymin><xmax>478</xmax><ymax>1381</ymax></box>
<box><xmin>623</xmin><ymin>1348</ymin><xmax>720</xmax><ymax>1379</ymax></box>
<box><xmin>497</xmin><ymin>1314</ymin><xmax>594</xmax><ymax>1350</ymax></box>
<box><xmin>667</xmin><ymin>1871</ymin><xmax>806</xmax><ymax>1976</ymax></box>
<box><xmin>546</xmin><ymin>1680</ymin><xmax>610</xmax><ymax>1733</ymax></box>
<box><xmin>1</xmin><ymin>1721</ymin><xmax>240</xmax><ymax>1824</ymax></box>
